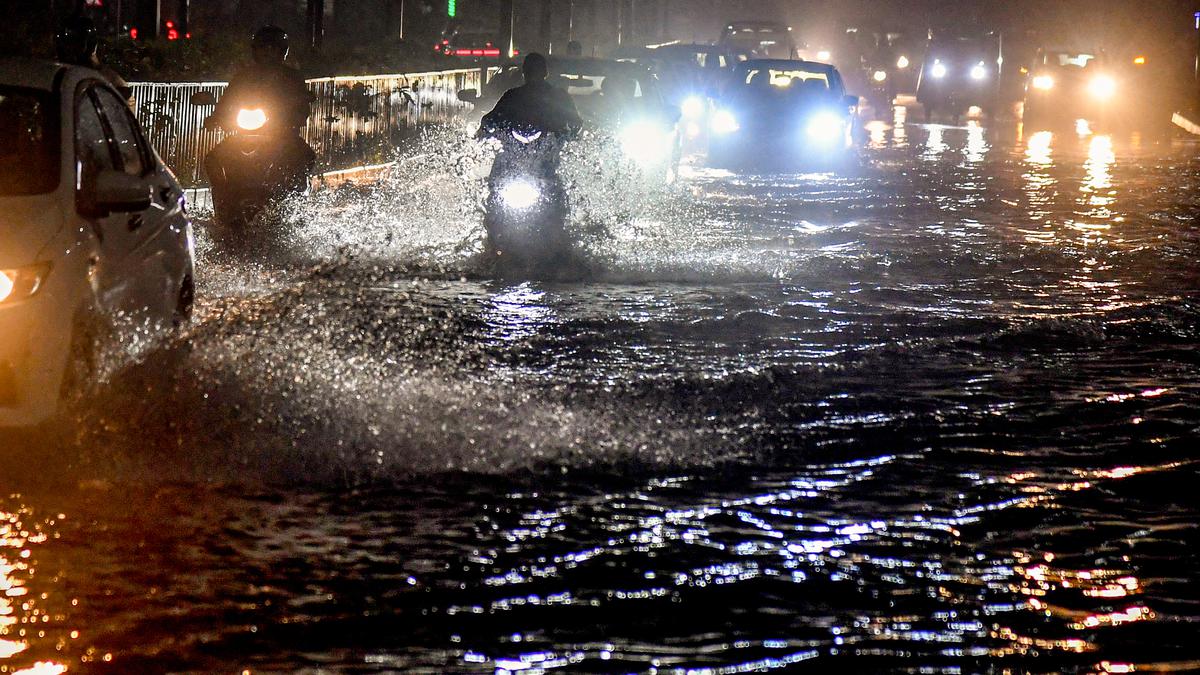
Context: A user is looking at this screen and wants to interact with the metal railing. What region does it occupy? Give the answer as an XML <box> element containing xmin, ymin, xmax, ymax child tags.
<box><xmin>130</xmin><ymin>67</ymin><xmax>491</xmax><ymax>187</ymax></box>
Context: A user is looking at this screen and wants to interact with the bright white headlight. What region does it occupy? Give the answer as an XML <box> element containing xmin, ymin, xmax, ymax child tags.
<box><xmin>1032</xmin><ymin>75</ymin><xmax>1054</xmax><ymax>90</ymax></box>
<box><xmin>681</xmin><ymin>96</ymin><xmax>705</xmax><ymax>119</ymax></box>
<box><xmin>816</xmin><ymin>50</ymin><xmax>832</xmax><ymax>61</ymax></box>
<box><xmin>620</xmin><ymin>120</ymin><xmax>671</xmax><ymax>166</ymax></box>
<box><xmin>872</xmin><ymin>70</ymin><xmax>887</xmax><ymax>83</ymax></box>
<box><xmin>499</xmin><ymin>180</ymin><xmax>540</xmax><ymax>210</ymax></box>
<box><xmin>711</xmin><ymin>110</ymin><xmax>739</xmax><ymax>135</ymax></box>
<box><xmin>971</xmin><ymin>63</ymin><xmax>987</xmax><ymax>80</ymax></box>
<box><xmin>806</xmin><ymin>112</ymin><xmax>845</xmax><ymax>142</ymax></box>
<box><xmin>896</xmin><ymin>55</ymin><xmax>910</xmax><ymax>69</ymax></box>
<box><xmin>931</xmin><ymin>62</ymin><xmax>947</xmax><ymax>79</ymax></box>
<box><xmin>237</xmin><ymin>108</ymin><xmax>267</xmax><ymax>131</ymax></box>
<box><xmin>1089</xmin><ymin>74</ymin><xmax>1116</xmax><ymax>99</ymax></box>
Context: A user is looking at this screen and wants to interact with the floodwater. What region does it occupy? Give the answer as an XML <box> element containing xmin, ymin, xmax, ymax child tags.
<box><xmin>2</xmin><ymin>111</ymin><xmax>1200</xmax><ymax>673</ymax></box>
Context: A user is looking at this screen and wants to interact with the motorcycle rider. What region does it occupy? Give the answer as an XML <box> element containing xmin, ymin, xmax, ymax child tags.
<box><xmin>55</xmin><ymin>16</ymin><xmax>134</xmax><ymax>107</ymax></box>
<box><xmin>478</xmin><ymin>53</ymin><xmax>581</xmax><ymax>267</ymax></box>
<box><xmin>207</xmin><ymin>26</ymin><xmax>313</xmax><ymax>135</ymax></box>
<box><xmin>480</xmin><ymin>53</ymin><xmax>582</xmax><ymax>137</ymax></box>
<box><xmin>204</xmin><ymin>26</ymin><xmax>315</xmax><ymax>202</ymax></box>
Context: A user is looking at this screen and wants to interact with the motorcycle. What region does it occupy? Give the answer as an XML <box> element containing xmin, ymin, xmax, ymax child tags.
<box><xmin>189</xmin><ymin>91</ymin><xmax>315</xmax><ymax>238</ymax></box>
<box><xmin>481</xmin><ymin>126</ymin><xmax>572</xmax><ymax>272</ymax></box>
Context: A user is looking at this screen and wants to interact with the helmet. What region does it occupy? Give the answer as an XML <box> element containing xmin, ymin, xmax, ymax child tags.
<box><xmin>55</xmin><ymin>16</ymin><xmax>99</xmax><ymax>66</ymax></box>
<box><xmin>251</xmin><ymin>25</ymin><xmax>289</xmax><ymax>62</ymax></box>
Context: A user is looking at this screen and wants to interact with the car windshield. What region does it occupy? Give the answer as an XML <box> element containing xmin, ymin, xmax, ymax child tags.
<box><xmin>0</xmin><ymin>87</ymin><xmax>59</xmax><ymax>196</ymax></box>
<box><xmin>931</xmin><ymin>38</ymin><xmax>990</xmax><ymax>61</ymax></box>
<box><xmin>551</xmin><ymin>65</ymin><xmax>651</xmax><ymax>99</ymax></box>
<box><xmin>741</xmin><ymin>67</ymin><xmax>830</xmax><ymax>90</ymax></box>
<box><xmin>1046</xmin><ymin>52</ymin><xmax>1095</xmax><ymax>68</ymax></box>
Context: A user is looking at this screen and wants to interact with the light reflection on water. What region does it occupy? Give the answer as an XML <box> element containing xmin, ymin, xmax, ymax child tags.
<box><xmin>2</xmin><ymin>112</ymin><xmax>1198</xmax><ymax>671</ymax></box>
<box><xmin>0</xmin><ymin>509</ymin><xmax>68</xmax><ymax>674</ymax></box>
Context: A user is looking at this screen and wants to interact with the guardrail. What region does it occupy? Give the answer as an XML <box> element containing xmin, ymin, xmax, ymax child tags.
<box><xmin>130</xmin><ymin>67</ymin><xmax>491</xmax><ymax>187</ymax></box>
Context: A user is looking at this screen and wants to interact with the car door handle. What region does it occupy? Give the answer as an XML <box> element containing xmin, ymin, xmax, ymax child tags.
<box><xmin>128</xmin><ymin>213</ymin><xmax>144</xmax><ymax>231</ymax></box>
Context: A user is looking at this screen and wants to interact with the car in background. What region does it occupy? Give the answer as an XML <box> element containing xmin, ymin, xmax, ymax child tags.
<box><xmin>434</xmin><ymin>30</ymin><xmax>508</xmax><ymax>62</ymax></box>
<box><xmin>0</xmin><ymin>58</ymin><xmax>196</xmax><ymax>430</ymax></box>
<box><xmin>460</xmin><ymin>58</ymin><xmax>682</xmax><ymax>180</ymax></box>
<box><xmin>707</xmin><ymin>59</ymin><xmax>859</xmax><ymax>169</ymax></box>
<box><xmin>719</xmin><ymin>21</ymin><xmax>797</xmax><ymax>59</ymax></box>
<box><xmin>843</xmin><ymin>28</ymin><xmax>925</xmax><ymax>114</ymax></box>
<box><xmin>916</xmin><ymin>33</ymin><xmax>1000</xmax><ymax>122</ymax></box>
<box><xmin>1022</xmin><ymin>49</ymin><xmax>1119</xmax><ymax>129</ymax></box>
<box><xmin>616</xmin><ymin>43</ymin><xmax>750</xmax><ymax>143</ymax></box>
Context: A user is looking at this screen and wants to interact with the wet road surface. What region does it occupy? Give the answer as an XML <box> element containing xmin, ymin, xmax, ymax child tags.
<box><xmin>2</xmin><ymin>113</ymin><xmax>1200</xmax><ymax>673</ymax></box>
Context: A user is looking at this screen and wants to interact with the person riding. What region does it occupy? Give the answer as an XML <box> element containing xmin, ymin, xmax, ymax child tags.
<box><xmin>204</xmin><ymin>26</ymin><xmax>315</xmax><ymax>211</ymax></box>
<box><xmin>55</xmin><ymin>16</ymin><xmax>134</xmax><ymax>107</ymax></box>
<box><xmin>480</xmin><ymin>53</ymin><xmax>582</xmax><ymax>138</ymax></box>
<box><xmin>207</xmin><ymin>26</ymin><xmax>313</xmax><ymax>135</ymax></box>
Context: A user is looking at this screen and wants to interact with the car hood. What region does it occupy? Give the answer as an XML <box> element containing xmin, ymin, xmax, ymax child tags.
<box><xmin>0</xmin><ymin>194</ymin><xmax>66</xmax><ymax>267</ymax></box>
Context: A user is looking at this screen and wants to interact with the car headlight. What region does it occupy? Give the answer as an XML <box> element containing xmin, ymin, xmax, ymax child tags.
<box><xmin>681</xmin><ymin>96</ymin><xmax>705</xmax><ymax>119</ymax></box>
<box><xmin>1089</xmin><ymin>74</ymin><xmax>1116</xmax><ymax>99</ymax></box>
<box><xmin>816</xmin><ymin>50</ymin><xmax>832</xmax><ymax>61</ymax></box>
<box><xmin>896</xmin><ymin>55</ymin><xmax>910</xmax><ymax>69</ymax></box>
<box><xmin>0</xmin><ymin>263</ymin><xmax>52</xmax><ymax>305</ymax></box>
<box><xmin>711</xmin><ymin>110</ymin><xmax>740</xmax><ymax>135</ymax></box>
<box><xmin>806</xmin><ymin>112</ymin><xmax>845</xmax><ymax>142</ymax></box>
<box><xmin>1032</xmin><ymin>74</ymin><xmax>1054</xmax><ymax>90</ymax></box>
<box><xmin>970</xmin><ymin>63</ymin><xmax>987</xmax><ymax>80</ymax></box>
<box><xmin>499</xmin><ymin>180</ymin><xmax>540</xmax><ymax>210</ymax></box>
<box><xmin>620</xmin><ymin>120</ymin><xmax>672</xmax><ymax>166</ymax></box>
<box><xmin>237</xmin><ymin>108</ymin><xmax>268</xmax><ymax>131</ymax></box>
<box><xmin>872</xmin><ymin>70</ymin><xmax>888</xmax><ymax>83</ymax></box>
<box><xmin>931</xmin><ymin>62</ymin><xmax>947</xmax><ymax>79</ymax></box>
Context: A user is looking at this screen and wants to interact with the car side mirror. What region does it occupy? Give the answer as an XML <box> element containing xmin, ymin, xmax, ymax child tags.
<box><xmin>189</xmin><ymin>91</ymin><xmax>217</xmax><ymax>106</ymax></box>
<box><xmin>843</xmin><ymin>94</ymin><xmax>860</xmax><ymax>109</ymax></box>
<box><xmin>457</xmin><ymin>88</ymin><xmax>480</xmax><ymax>103</ymax></box>
<box><xmin>93</xmin><ymin>171</ymin><xmax>152</xmax><ymax>214</ymax></box>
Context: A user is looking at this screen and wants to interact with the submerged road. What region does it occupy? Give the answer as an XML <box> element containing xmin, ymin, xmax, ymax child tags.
<box><xmin>2</xmin><ymin>112</ymin><xmax>1199</xmax><ymax>673</ymax></box>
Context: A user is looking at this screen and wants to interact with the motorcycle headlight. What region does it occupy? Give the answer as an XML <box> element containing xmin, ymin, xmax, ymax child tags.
<box><xmin>0</xmin><ymin>263</ymin><xmax>52</xmax><ymax>305</ymax></box>
<box><xmin>711</xmin><ymin>110</ymin><xmax>740</xmax><ymax>135</ymax></box>
<box><xmin>499</xmin><ymin>180</ymin><xmax>541</xmax><ymax>210</ymax></box>
<box><xmin>806</xmin><ymin>112</ymin><xmax>845</xmax><ymax>142</ymax></box>
<box><xmin>872</xmin><ymin>70</ymin><xmax>888</xmax><ymax>83</ymax></box>
<box><xmin>1089</xmin><ymin>74</ymin><xmax>1116</xmax><ymax>99</ymax></box>
<box><xmin>1032</xmin><ymin>75</ymin><xmax>1055</xmax><ymax>90</ymax></box>
<box><xmin>237</xmin><ymin>108</ymin><xmax>268</xmax><ymax>131</ymax></box>
<box><xmin>970</xmin><ymin>63</ymin><xmax>987</xmax><ymax>80</ymax></box>
<box><xmin>681</xmin><ymin>96</ymin><xmax>705</xmax><ymax>119</ymax></box>
<box><xmin>931</xmin><ymin>62</ymin><xmax>947</xmax><ymax>79</ymax></box>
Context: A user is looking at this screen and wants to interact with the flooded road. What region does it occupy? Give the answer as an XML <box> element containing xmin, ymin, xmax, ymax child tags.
<box><xmin>3</xmin><ymin>113</ymin><xmax>1200</xmax><ymax>673</ymax></box>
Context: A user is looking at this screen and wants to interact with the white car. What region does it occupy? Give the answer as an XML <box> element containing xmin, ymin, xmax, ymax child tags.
<box><xmin>0</xmin><ymin>58</ymin><xmax>195</xmax><ymax>429</ymax></box>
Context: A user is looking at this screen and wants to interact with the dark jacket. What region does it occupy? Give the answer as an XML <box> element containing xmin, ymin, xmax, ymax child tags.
<box><xmin>215</xmin><ymin>62</ymin><xmax>312</xmax><ymax>133</ymax></box>
<box><xmin>481</xmin><ymin>80</ymin><xmax>583</xmax><ymax>136</ymax></box>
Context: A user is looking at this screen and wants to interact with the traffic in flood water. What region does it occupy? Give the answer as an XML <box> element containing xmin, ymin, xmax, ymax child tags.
<box><xmin>2</xmin><ymin>109</ymin><xmax>1199</xmax><ymax>672</ymax></box>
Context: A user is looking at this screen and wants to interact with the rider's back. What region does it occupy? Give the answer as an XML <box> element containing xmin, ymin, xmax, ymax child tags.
<box><xmin>483</xmin><ymin>80</ymin><xmax>581</xmax><ymax>135</ymax></box>
<box><xmin>217</xmin><ymin>62</ymin><xmax>312</xmax><ymax>132</ymax></box>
